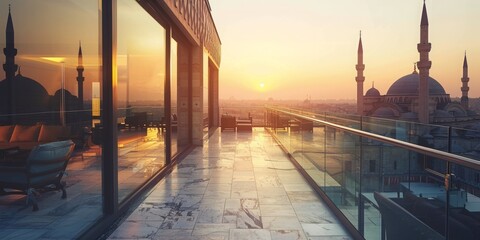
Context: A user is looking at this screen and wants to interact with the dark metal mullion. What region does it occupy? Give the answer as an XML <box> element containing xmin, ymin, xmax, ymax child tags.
<box><xmin>101</xmin><ymin>0</ymin><xmax>118</xmax><ymax>215</ymax></box>
<box><xmin>165</xmin><ymin>25</ymin><xmax>172</xmax><ymax>165</ymax></box>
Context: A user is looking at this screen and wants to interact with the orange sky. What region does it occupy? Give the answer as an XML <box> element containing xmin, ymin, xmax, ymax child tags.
<box><xmin>209</xmin><ymin>0</ymin><xmax>480</xmax><ymax>100</ymax></box>
<box><xmin>1</xmin><ymin>1</ymin><xmax>479</xmax><ymax>102</ymax></box>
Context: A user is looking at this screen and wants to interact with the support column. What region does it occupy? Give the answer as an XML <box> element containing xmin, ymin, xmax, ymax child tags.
<box><xmin>191</xmin><ymin>46</ymin><xmax>204</xmax><ymax>146</ymax></box>
<box><xmin>177</xmin><ymin>43</ymin><xmax>190</xmax><ymax>147</ymax></box>
<box><xmin>210</xmin><ymin>64</ymin><xmax>219</xmax><ymax>127</ymax></box>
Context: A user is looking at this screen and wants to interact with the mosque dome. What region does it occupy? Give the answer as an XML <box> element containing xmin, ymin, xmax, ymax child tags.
<box><xmin>386</xmin><ymin>72</ymin><xmax>446</xmax><ymax>96</ymax></box>
<box><xmin>365</xmin><ymin>87</ymin><xmax>380</xmax><ymax>97</ymax></box>
<box><xmin>0</xmin><ymin>73</ymin><xmax>50</xmax><ymax>114</ymax></box>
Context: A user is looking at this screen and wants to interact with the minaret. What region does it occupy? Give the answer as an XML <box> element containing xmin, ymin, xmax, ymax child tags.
<box><xmin>461</xmin><ymin>52</ymin><xmax>469</xmax><ymax>109</ymax></box>
<box><xmin>76</xmin><ymin>42</ymin><xmax>85</xmax><ymax>110</ymax></box>
<box><xmin>3</xmin><ymin>5</ymin><xmax>18</xmax><ymax>80</ymax></box>
<box><xmin>3</xmin><ymin>5</ymin><xmax>18</xmax><ymax>124</ymax></box>
<box><xmin>417</xmin><ymin>0</ymin><xmax>432</xmax><ymax>123</ymax></box>
<box><xmin>356</xmin><ymin>31</ymin><xmax>365</xmax><ymax>115</ymax></box>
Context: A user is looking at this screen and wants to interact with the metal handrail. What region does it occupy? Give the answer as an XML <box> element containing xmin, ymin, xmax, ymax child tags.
<box><xmin>267</xmin><ymin>106</ymin><xmax>480</xmax><ymax>171</ymax></box>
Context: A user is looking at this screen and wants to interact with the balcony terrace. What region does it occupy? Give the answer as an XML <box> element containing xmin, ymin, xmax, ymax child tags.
<box><xmin>107</xmin><ymin>128</ymin><xmax>352</xmax><ymax>239</ymax></box>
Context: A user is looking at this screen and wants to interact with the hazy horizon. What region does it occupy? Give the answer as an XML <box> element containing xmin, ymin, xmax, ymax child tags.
<box><xmin>209</xmin><ymin>0</ymin><xmax>480</xmax><ymax>100</ymax></box>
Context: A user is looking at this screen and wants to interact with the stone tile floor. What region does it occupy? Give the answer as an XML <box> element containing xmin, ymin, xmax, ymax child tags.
<box><xmin>108</xmin><ymin>128</ymin><xmax>352</xmax><ymax>240</ymax></box>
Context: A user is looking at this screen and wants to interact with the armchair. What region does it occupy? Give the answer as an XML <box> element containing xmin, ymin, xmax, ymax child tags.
<box><xmin>0</xmin><ymin>140</ymin><xmax>75</xmax><ymax>211</ymax></box>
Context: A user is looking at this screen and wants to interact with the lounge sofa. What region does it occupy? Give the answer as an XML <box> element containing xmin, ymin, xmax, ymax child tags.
<box><xmin>0</xmin><ymin>124</ymin><xmax>70</xmax><ymax>150</ymax></box>
<box><xmin>0</xmin><ymin>140</ymin><xmax>75</xmax><ymax>211</ymax></box>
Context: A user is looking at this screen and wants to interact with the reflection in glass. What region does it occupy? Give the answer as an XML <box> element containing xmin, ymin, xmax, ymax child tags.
<box><xmin>116</xmin><ymin>0</ymin><xmax>166</xmax><ymax>202</ymax></box>
<box><xmin>171</xmin><ymin>39</ymin><xmax>178</xmax><ymax>156</ymax></box>
<box><xmin>203</xmin><ymin>50</ymin><xmax>209</xmax><ymax>136</ymax></box>
<box><xmin>0</xmin><ymin>1</ymin><xmax>102</xmax><ymax>238</ymax></box>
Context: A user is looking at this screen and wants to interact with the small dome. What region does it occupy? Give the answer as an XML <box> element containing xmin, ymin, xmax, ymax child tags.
<box><xmin>372</xmin><ymin>107</ymin><xmax>396</xmax><ymax>117</ymax></box>
<box><xmin>433</xmin><ymin>110</ymin><xmax>452</xmax><ymax>118</ymax></box>
<box><xmin>400</xmin><ymin>112</ymin><xmax>417</xmax><ymax>120</ymax></box>
<box><xmin>365</xmin><ymin>87</ymin><xmax>380</xmax><ymax>97</ymax></box>
<box><xmin>386</xmin><ymin>72</ymin><xmax>446</xmax><ymax>96</ymax></box>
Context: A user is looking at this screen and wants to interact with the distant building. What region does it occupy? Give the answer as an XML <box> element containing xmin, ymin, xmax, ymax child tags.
<box><xmin>356</xmin><ymin>1</ymin><xmax>479</xmax><ymax>127</ymax></box>
<box><xmin>0</xmin><ymin>7</ymin><xmax>85</xmax><ymax>126</ymax></box>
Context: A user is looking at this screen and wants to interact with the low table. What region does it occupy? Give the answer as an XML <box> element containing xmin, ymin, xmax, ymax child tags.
<box><xmin>236</xmin><ymin>117</ymin><xmax>252</xmax><ymax>132</ymax></box>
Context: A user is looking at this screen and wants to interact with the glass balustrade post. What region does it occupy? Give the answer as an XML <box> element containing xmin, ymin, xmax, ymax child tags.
<box><xmin>358</xmin><ymin>116</ymin><xmax>364</xmax><ymax>236</ymax></box>
<box><xmin>445</xmin><ymin>126</ymin><xmax>452</xmax><ymax>240</ymax></box>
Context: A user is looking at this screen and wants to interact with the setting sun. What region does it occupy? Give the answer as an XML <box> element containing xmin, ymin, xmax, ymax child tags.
<box><xmin>259</xmin><ymin>82</ymin><xmax>265</xmax><ymax>88</ymax></box>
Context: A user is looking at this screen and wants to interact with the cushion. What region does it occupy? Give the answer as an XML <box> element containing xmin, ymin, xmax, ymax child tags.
<box><xmin>10</xmin><ymin>125</ymin><xmax>41</xmax><ymax>142</ymax></box>
<box><xmin>0</xmin><ymin>125</ymin><xmax>14</xmax><ymax>143</ymax></box>
<box><xmin>38</xmin><ymin>125</ymin><xmax>70</xmax><ymax>142</ymax></box>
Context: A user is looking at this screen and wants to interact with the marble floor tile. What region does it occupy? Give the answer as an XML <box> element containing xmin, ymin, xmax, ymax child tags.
<box><xmin>197</xmin><ymin>208</ymin><xmax>224</xmax><ymax>223</ymax></box>
<box><xmin>236</xmin><ymin>208</ymin><xmax>262</xmax><ymax>229</ymax></box>
<box><xmin>199</xmin><ymin>198</ymin><xmax>226</xmax><ymax>209</ymax></box>
<box><xmin>232</xmin><ymin>174</ymin><xmax>255</xmax><ymax>182</ymax></box>
<box><xmin>127</xmin><ymin>202</ymin><xmax>171</xmax><ymax>221</ymax></box>
<box><xmin>229</xmin><ymin>229</ymin><xmax>271</xmax><ymax>240</ymax></box>
<box><xmin>258</xmin><ymin>195</ymin><xmax>291</xmax><ymax>205</ymax></box>
<box><xmin>152</xmin><ymin>229</ymin><xmax>193</xmax><ymax>239</ymax></box>
<box><xmin>301</xmin><ymin>223</ymin><xmax>349</xmax><ymax>237</ymax></box>
<box><xmin>262</xmin><ymin>216</ymin><xmax>302</xmax><ymax>230</ymax></box>
<box><xmin>109</xmin><ymin>220</ymin><xmax>162</xmax><ymax>239</ymax></box>
<box><xmin>283</xmin><ymin>183</ymin><xmax>313</xmax><ymax>192</ymax></box>
<box><xmin>260</xmin><ymin>204</ymin><xmax>297</xmax><ymax>217</ymax></box>
<box><xmin>256</xmin><ymin>175</ymin><xmax>282</xmax><ymax>188</ymax></box>
<box><xmin>287</xmin><ymin>191</ymin><xmax>320</xmax><ymax>203</ymax></box>
<box><xmin>192</xmin><ymin>223</ymin><xmax>236</xmax><ymax>236</ymax></box>
<box><xmin>240</xmin><ymin>198</ymin><xmax>259</xmax><ymax>209</ymax></box>
<box><xmin>231</xmin><ymin>189</ymin><xmax>258</xmax><ymax>199</ymax></box>
<box><xmin>270</xmin><ymin>230</ymin><xmax>307</xmax><ymax>240</ymax></box>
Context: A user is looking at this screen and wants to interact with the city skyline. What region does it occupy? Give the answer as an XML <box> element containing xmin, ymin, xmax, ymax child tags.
<box><xmin>210</xmin><ymin>0</ymin><xmax>480</xmax><ymax>100</ymax></box>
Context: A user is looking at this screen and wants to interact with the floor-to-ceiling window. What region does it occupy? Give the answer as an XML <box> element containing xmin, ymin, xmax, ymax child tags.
<box><xmin>116</xmin><ymin>0</ymin><xmax>167</xmax><ymax>202</ymax></box>
<box><xmin>0</xmin><ymin>1</ymin><xmax>103</xmax><ymax>238</ymax></box>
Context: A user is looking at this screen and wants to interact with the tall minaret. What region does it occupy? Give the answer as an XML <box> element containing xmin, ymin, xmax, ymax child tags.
<box><xmin>3</xmin><ymin>5</ymin><xmax>18</xmax><ymax>81</ymax></box>
<box><xmin>461</xmin><ymin>52</ymin><xmax>469</xmax><ymax>109</ymax></box>
<box><xmin>3</xmin><ymin>5</ymin><xmax>18</xmax><ymax>124</ymax></box>
<box><xmin>76</xmin><ymin>42</ymin><xmax>85</xmax><ymax>110</ymax></box>
<box><xmin>356</xmin><ymin>31</ymin><xmax>365</xmax><ymax>115</ymax></box>
<box><xmin>417</xmin><ymin>0</ymin><xmax>432</xmax><ymax>123</ymax></box>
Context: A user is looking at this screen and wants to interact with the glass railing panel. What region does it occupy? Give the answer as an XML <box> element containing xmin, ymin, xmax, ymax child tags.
<box><xmin>395</xmin><ymin>150</ymin><xmax>480</xmax><ymax>240</ymax></box>
<box><xmin>266</xmin><ymin>106</ymin><xmax>480</xmax><ymax>240</ymax></box>
<box><xmin>450</xmin><ymin>127</ymin><xmax>480</xmax><ymax>160</ymax></box>
<box><xmin>324</xmin><ymin>127</ymin><xmax>361</xmax><ymax>230</ymax></box>
<box><xmin>297</xmin><ymin>123</ymin><xmax>326</xmax><ymax>187</ymax></box>
<box><xmin>360</xmin><ymin>139</ymin><xmax>429</xmax><ymax>240</ymax></box>
<box><xmin>362</xmin><ymin>117</ymin><xmax>400</xmax><ymax>139</ymax></box>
